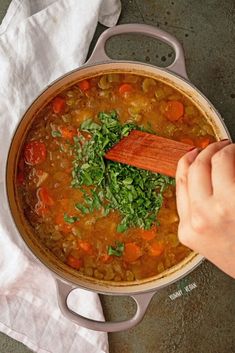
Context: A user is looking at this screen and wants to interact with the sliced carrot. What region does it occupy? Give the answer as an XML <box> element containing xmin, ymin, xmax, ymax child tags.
<box><xmin>78</xmin><ymin>80</ymin><xmax>90</xmax><ymax>91</ymax></box>
<box><xmin>139</xmin><ymin>225</ymin><xmax>157</xmax><ymax>241</ymax></box>
<box><xmin>59</xmin><ymin>126</ymin><xmax>77</xmax><ymax>140</ymax></box>
<box><xmin>195</xmin><ymin>136</ymin><xmax>211</xmax><ymax>149</ymax></box>
<box><xmin>164</xmin><ymin>100</ymin><xmax>184</xmax><ymax>121</ymax></box>
<box><xmin>179</xmin><ymin>137</ymin><xmax>194</xmax><ymax>146</ymax></box>
<box><xmin>149</xmin><ymin>242</ymin><xmax>164</xmax><ymax>257</ymax></box>
<box><xmin>123</xmin><ymin>243</ymin><xmax>142</xmax><ymax>263</ymax></box>
<box><xmin>24</xmin><ymin>141</ymin><xmax>46</xmax><ymax>165</ymax></box>
<box><xmin>52</xmin><ymin>97</ymin><xmax>66</xmax><ymax>114</ymax></box>
<box><xmin>67</xmin><ymin>255</ymin><xmax>83</xmax><ymax>270</ymax></box>
<box><xmin>78</xmin><ymin>241</ymin><xmax>93</xmax><ymax>255</ymax></box>
<box><xmin>119</xmin><ymin>83</ymin><xmax>133</xmax><ymax>95</ymax></box>
<box><xmin>37</xmin><ymin>187</ymin><xmax>54</xmax><ymax>206</ymax></box>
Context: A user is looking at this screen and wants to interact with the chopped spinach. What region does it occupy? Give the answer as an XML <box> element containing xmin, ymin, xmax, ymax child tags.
<box><xmin>51</xmin><ymin>130</ymin><xmax>62</xmax><ymax>137</ymax></box>
<box><xmin>80</xmin><ymin>119</ymin><xmax>101</xmax><ymax>132</ymax></box>
<box><xmin>75</xmin><ymin>203</ymin><xmax>90</xmax><ymax>214</ymax></box>
<box><xmin>71</xmin><ymin>111</ymin><xmax>174</xmax><ymax>231</ymax></box>
<box><xmin>63</xmin><ymin>213</ymin><xmax>79</xmax><ymax>224</ymax></box>
<box><xmin>108</xmin><ymin>242</ymin><xmax>125</xmax><ymax>257</ymax></box>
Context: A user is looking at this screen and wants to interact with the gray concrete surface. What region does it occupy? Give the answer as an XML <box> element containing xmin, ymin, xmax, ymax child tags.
<box><xmin>1</xmin><ymin>1</ymin><xmax>235</xmax><ymax>352</ymax></box>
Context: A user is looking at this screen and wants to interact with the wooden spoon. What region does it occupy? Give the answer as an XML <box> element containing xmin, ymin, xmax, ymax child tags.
<box><xmin>105</xmin><ymin>130</ymin><xmax>195</xmax><ymax>177</ymax></box>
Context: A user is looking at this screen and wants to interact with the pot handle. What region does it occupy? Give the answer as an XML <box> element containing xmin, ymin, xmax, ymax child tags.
<box><xmin>55</xmin><ymin>278</ymin><xmax>155</xmax><ymax>332</ymax></box>
<box><xmin>86</xmin><ymin>24</ymin><xmax>188</xmax><ymax>79</ymax></box>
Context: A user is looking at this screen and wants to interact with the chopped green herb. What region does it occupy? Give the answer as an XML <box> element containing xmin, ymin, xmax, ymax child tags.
<box><xmin>108</xmin><ymin>242</ymin><xmax>125</xmax><ymax>257</ymax></box>
<box><xmin>63</xmin><ymin>213</ymin><xmax>79</xmax><ymax>224</ymax></box>
<box><xmin>102</xmin><ymin>205</ymin><xmax>110</xmax><ymax>216</ymax></box>
<box><xmin>51</xmin><ymin>130</ymin><xmax>62</xmax><ymax>137</ymax></box>
<box><xmin>71</xmin><ymin>111</ymin><xmax>174</xmax><ymax>231</ymax></box>
<box><xmin>80</xmin><ymin>119</ymin><xmax>101</xmax><ymax>132</ymax></box>
<box><xmin>75</xmin><ymin>203</ymin><xmax>90</xmax><ymax>214</ymax></box>
<box><xmin>117</xmin><ymin>223</ymin><xmax>128</xmax><ymax>233</ymax></box>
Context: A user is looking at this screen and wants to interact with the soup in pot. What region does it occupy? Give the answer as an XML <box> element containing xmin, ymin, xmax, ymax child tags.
<box><xmin>16</xmin><ymin>73</ymin><xmax>216</xmax><ymax>282</ymax></box>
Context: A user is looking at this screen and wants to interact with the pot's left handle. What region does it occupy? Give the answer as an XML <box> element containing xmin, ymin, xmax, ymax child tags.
<box><xmin>86</xmin><ymin>23</ymin><xmax>188</xmax><ymax>79</ymax></box>
<box><xmin>55</xmin><ymin>278</ymin><xmax>155</xmax><ymax>332</ymax></box>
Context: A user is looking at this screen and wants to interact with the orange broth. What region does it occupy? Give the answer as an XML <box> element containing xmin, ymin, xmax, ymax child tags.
<box><xmin>16</xmin><ymin>73</ymin><xmax>216</xmax><ymax>281</ymax></box>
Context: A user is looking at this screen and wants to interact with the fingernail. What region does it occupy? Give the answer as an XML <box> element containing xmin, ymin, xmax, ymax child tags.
<box><xmin>186</xmin><ymin>147</ymin><xmax>199</xmax><ymax>162</ymax></box>
<box><xmin>188</xmin><ymin>147</ymin><xmax>199</xmax><ymax>153</ymax></box>
<box><xmin>220</xmin><ymin>139</ymin><xmax>231</xmax><ymax>143</ymax></box>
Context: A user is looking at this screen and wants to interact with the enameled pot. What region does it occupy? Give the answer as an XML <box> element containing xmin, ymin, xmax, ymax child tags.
<box><xmin>5</xmin><ymin>24</ymin><xmax>230</xmax><ymax>332</ymax></box>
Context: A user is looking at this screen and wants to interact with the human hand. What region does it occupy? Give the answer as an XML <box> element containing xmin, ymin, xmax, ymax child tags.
<box><xmin>176</xmin><ymin>140</ymin><xmax>235</xmax><ymax>278</ymax></box>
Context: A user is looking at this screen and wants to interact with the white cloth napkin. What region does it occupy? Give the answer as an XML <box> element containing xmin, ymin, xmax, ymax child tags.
<box><xmin>0</xmin><ymin>1</ymin><xmax>121</xmax><ymax>352</ymax></box>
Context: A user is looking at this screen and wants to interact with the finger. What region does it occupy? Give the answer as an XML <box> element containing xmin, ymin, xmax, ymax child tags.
<box><xmin>187</xmin><ymin>140</ymin><xmax>231</xmax><ymax>202</ymax></box>
<box><xmin>211</xmin><ymin>143</ymin><xmax>235</xmax><ymax>195</ymax></box>
<box><xmin>176</xmin><ymin>148</ymin><xmax>199</xmax><ymax>221</ymax></box>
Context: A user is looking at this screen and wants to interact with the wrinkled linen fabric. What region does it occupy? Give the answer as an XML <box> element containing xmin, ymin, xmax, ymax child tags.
<box><xmin>0</xmin><ymin>0</ymin><xmax>121</xmax><ymax>352</ymax></box>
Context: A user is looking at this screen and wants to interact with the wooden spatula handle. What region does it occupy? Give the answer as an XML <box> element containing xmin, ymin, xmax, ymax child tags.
<box><xmin>105</xmin><ymin>130</ymin><xmax>194</xmax><ymax>177</ymax></box>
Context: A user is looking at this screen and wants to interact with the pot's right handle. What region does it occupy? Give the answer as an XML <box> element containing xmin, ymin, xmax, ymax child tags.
<box><xmin>86</xmin><ymin>24</ymin><xmax>188</xmax><ymax>79</ymax></box>
<box><xmin>55</xmin><ymin>278</ymin><xmax>156</xmax><ymax>332</ymax></box>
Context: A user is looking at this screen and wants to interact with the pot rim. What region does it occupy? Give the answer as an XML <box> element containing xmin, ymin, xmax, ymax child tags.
<box><xmin>5</xmin><ymin>60</ymin><xmax>230</xmax><ymax>295</ymax></box>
